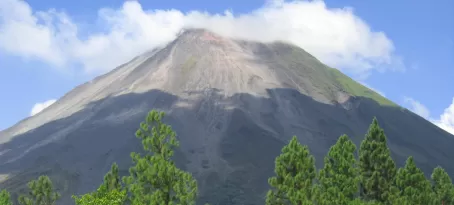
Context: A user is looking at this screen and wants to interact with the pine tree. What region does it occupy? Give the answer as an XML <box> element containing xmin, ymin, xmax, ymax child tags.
<box><xmin>122</xmin><ymin>110</ymin><xmax>197</xmax><ymax>205</ymax></box>
<box><xmin>98</xmin><ymin>163</ymin><xmax>121</xmax><ymax>195</ymax></box>
<box><xmin>73</xmin><ymin>162</ymin><xmax>126</xmax><ymax>205</ymax></box>
<box><xmin>394</xmin><ymin>156</ymin><xmax>435</xmax><ymax>205</ymax></box>
<box><xmin>18</xmin><ymin>175</ymin><xmax>61</xmax><ymax>205</ymax></box>
<box><xmin>0</xmin><ymin>189</ymin><xmax>13</xmax><ymax>205</ymax></box>
<box><xmin>317</xmin><ymin>134</ymin><xmax>359</xmax><ymax>205</ymax></box>
<box><xmin>359</xmin><ymin>118</ymin><xmax>396</xmax><ymax>203</ymax></box>
<box><xmin>431</xmin><ymin>166</ymin><xmax>454</xmax><ymax>205</ymax></box>
<box><xmin>266</xmin><ymin>136</ymin><xmax>316</xmax><ymax>205</ymax></box>
<box><xmin>73</xmin><ymin>188</ymin><xmax>127</xmax><ymax>205</ymax></box>
<box><xmin>348</xmin><ymin>198</ymin><xmax>382</xmax><ymax>205</ymax></box>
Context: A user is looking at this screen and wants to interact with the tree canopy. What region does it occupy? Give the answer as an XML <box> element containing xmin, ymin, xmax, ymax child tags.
<box><xmin>2</xmin><ymin>113</ymin><xmax>453</xmax><ymax>205</ymax></box>
<box><xmin>266</xmin><ymin>136</ymin><xmax>316</xmax><ymax>205</ymax></box>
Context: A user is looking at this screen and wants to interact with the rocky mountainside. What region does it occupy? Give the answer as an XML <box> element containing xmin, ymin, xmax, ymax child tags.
<box><xmin>0</xmin><ymin>28</ymin><xmax>453</xmax><ymax>205</ymax></box>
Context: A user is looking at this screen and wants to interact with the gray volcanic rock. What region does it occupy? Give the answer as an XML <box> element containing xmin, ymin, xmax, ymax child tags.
<box><xmin>0</xmin><ymin>28</ymin><xmax>453</xmax><ymax>205</ymax></box>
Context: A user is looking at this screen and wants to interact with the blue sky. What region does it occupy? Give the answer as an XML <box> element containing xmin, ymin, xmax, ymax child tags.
<box><xmin>0</xmin><ymin>0</ymin><xmax>453</xmax><ymax>134</ymax></box>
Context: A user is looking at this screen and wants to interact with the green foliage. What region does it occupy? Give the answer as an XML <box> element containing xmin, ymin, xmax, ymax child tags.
<box><xmin>18</xmin><ymin>175</ymin><xmax>60</xmax><ymax>205</ymax></box>
<box><xmin>359</xmin><ymin>118</ymin><xmax>396</xmax><ymax>203</ymax></box>
<box><xmin>73</xmin><ymin>188</ymin><xmax>126</xmax><ymax>205</ymax></box>
<box><xmin>72</xmin><ymin>162</ymin><xmax>125</xmax><ymax>205</ymax></box>
<box><xmin>316</xmin><ymin>134</ymin><xmax>359</xmax><ymax>205</ymax></box>
<box><xmin>97</xmin><ymin>163</ymin><xmax>122</xmax><ymax>196</ymax></box>
<box><xmin>266</xmin><ymin>136</ymin><xmax>316</xmax><ymax>205</ymax></box>
<box><xmin>135</xmin><ymin>110</ymin><xmax>179</xmax><ymax>160</ymax></box>
<box><xmin>266</xmin><ymin>117</ymin><xmax>451</xmax><ymax>205</ymax></box>
<box><xmin>0</xmin><ymin>189</ymin><xmax>13</xmax><ymax>205</ymax></box>
<box><xmin>122</xmin><ymin>110</ymin><xmax>197</xmax><ymax>205</ymax></box>
<box><xmin>394</xmin><ymin>156</ymin><xmax>435</xmax><ymax>205</ymax></box>
<box><xmin>328</xmin><ymin>68</ymin><xmax>396</xmax><ymax>106</ymax></box>
<box><xmin>432</xmin><ymin>166</ymin><xmax>454</xmax><ymax>204</ymax></box>
<box><xmin>347</xmin><ymin>198</ymin><xmax>382</xmax><ymax>205</ymax></box>
<box><xmin>8</xmin><ymin>113</ymin><xmax>454</xmax><ymax>205</ymax></box>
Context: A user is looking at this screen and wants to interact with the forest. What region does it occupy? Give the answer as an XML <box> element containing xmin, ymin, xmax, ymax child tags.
<box><xmin>0</xmin><ymin>110</ymin><xmax>453</xmax><ymax>205</ymax></box>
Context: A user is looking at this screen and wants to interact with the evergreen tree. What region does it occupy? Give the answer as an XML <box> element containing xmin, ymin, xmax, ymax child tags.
<box><xmin>18</xmin><ymin>175</ymin><xmax>61</xmax><ymax>205</ymax></box>
<box><xmin>72</xmin><ymin>162</ymin><xmax>125</xmax><ymax>205</ymax></box>
<box><xmin>266</xmin><ymin>136</ymin><xmax>316</xmax><ymax>205</ymax></box>
<box><xmin>432</xmin><ymin>166</ymin><xmax>454</xmax><ymax>204</ymax></box>
<box><xmin>317</xmin><ymin>134</ymin><xmax>359</xmax><ymax>205</ymax></box>
<box><xmin>0</xmin><ymin>189</ymin><xmax>13</xmax><ymax>205</ymax></box>
<box><xmin>97</xmin><ymin>163</ymin><xmax>122</xmax><ymax>195</ymax></box>
<box><xmin>348</xmin><ymin>198</ymin><xmax>382</xmax><ymax>205</ymax></box>
<box><xmin>394</xmin><ymin>156</ymin><xmax>435</xmax><ymax>205</ymax></box>
<box><xmin>73</xmin><ymin>188</ymin><xmax>126</xmax><ymax>205</ymax></box>
<box><xmin>122</xmin><ymin>110</ymin><xmax>197</xmax><ymax>205</ymax></box>
<box><xmin>359</xmin><ymin>118</ymin><xmax>396</xmax><ymax>203</ymax></box>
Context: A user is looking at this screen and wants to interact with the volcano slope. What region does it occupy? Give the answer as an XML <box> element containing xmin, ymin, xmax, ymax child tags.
<box><xmin>0</xmin><ymin>29</ymin><xmax>453</xmax><ymax>204</ymax></box>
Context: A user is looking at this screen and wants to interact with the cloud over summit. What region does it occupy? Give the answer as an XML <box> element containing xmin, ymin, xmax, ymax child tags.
<box><xmin>0</xmin><ymin>0</ymin><xmax>402</xmax><ymax>77</ymax></box>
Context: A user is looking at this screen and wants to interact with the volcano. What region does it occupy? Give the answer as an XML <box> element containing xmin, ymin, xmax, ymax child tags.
<box><xmin>1</xmin><ymin>29</ymin><xmax>453</xmax><ymax>204</ymax></box>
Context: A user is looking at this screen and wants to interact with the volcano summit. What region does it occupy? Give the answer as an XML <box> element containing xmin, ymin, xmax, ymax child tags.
<box><xmin>0</xmin><ymin>29</ymin><xmax>453</xmax><ymax>204</ymax></box>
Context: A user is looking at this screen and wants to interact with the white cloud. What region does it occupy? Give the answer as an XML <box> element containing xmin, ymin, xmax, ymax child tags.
<box><xmin>431</xmin><ymin>98</ymin><xmax>454</xmax><ymax>135</ymax></box>
<box><xmin>403</xmin><ymin>97</ymin><xmax>430</xmax><ymax>119</ymax></box>
<box><xmin>30</xmin><ymin>99</ymin><xmax>56</xmax><ymax>116</ymax></box>
<box><xmin>0</xmin><ymin>0</ymin><xmax>402</xmax><ymax>77</ymax></box>
<box><xmin>403</xmin><ymin>97</ymin><xmax>454</xmax><ymax>135</ymax></box>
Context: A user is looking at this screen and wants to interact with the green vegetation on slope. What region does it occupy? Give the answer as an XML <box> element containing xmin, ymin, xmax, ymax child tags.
<box><xmin>0</xmin><ymin>190</ymin><xmax>12</xmax><ymax>205</ymax></box>
<box><xmin>181</xmin><ymin>56</ymin><xmax>198</xmax><ymax>75</ymax></box>
<box><xmin>1</xmin><ymin>111</ymin><xmax>452</xmax><ymax>205</ymax></box>
<box><xmin>327</xmin><ymin>67</ymin><xmax>397</xmax><ymax>107</ymax></box>
<box><xmin>276</xmin><ymin>43</ymin><xmax>397</xmax><ymax>107</ymax></box>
